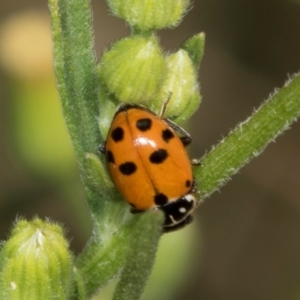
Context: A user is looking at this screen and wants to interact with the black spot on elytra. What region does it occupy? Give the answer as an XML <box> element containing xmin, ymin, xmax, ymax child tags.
<box><xmin>149</xmin><ymin>149</ymin><xmax>168</xmax><ymax>164</ymax></box>
<box><xmin>162</xmin><ymin>129</ymin><xmax>174</xmax><ymax>143</ymax></box>
<box><xmin>154</xmin><ymin>193</ymin><xmax>168</xmax><ymax>206</ymax></box>
<box><xmin>185</xmin><ymin>180</ymin><xmax>191</xmax><ymax>188</ymax></box>
<box><xmin>119</xmin><ymin>162</ymin><xmax>137</xmax><ymax>175</ymax></box>
<box><xmin>111</xmin><ymin>127</ymin><xmax>124</xmax><ymax>142</ymax></box>
<box><xmin>136</xmin><ymin>118</ymin><xmax>152</xmax><ymax>131</ymax></box>
<box><xmin>106</xmin><ymin>150</ymin><xmax>115</xmax><ymax>164</ymax></box>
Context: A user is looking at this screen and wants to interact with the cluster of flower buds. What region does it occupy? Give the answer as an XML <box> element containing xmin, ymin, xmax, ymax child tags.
<box><xmin>98</xmin><ymin>0</ymin><xmax>205</xmax><ymax>138</ymax></box>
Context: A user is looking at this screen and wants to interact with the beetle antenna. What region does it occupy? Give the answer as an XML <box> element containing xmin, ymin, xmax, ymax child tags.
<box><xmin>159</xmin><ymin>91</ymin><xmax>173</xmax><ymax>118</ymax></box>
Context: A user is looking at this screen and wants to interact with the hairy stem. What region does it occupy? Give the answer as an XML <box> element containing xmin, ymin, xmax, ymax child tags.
<box><xmin>196</xmin><ymin>73</ymin><xmax>300</xmax><ymax>199</ymax></box>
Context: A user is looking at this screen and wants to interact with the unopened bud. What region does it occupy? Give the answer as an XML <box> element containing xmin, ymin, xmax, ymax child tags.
<box><xmin>0</xmin><ymin>218</ymin><xmax>74</xmax><ymax>299</ymax></box>
<box><xmin>107</xmin><ymin>0</ymin><xmax>190</xmax><ymax>31</ymax></box>
<box><xmin>154</xmin><ymin>50</ymin><xmax>201</xmax><ymax>123</ymax></box>
<box><xmin>98</xmin><ymin>36</ymin><xmax>165</xmax><ymax>105</ymax></box>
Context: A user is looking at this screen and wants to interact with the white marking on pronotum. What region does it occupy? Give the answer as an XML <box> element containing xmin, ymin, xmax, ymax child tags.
<box><xmin>184</xmin><ymin>194</ymin><xmax>196</xmax><ymax>202</ymax></box>
<box><xmin>179</xmin><ymin>207</ymin><xmax>187</xmax><ymax>214</ymax></box>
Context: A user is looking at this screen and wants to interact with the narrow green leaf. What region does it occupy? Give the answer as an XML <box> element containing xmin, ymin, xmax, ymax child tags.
<box><xmin>83</xmin><ymin>153</ymin><xmax>113</xmax><ymax>207</ymax></box>
<box><xmin>196</xmin><ymin>73</ymin><xmax>300</xmax><ymax>199</ymax></box>
<box><xmin>72</xmin><ymin>267</ymin><xmax>86</xmax><ymax>300</ymax></box>
<box><xmin>49</xmin><ymin>0</ymin><xmax>100</xmax><ymax>168</ymax></box>
<box><xmin>75</xmin><ymin>198</ymin><xmax>129</xmax><ymax>296</ymax></box>
<box><xmin>49</xmin><ymin>0</ymin><xmax>109</xmax><ymax>250</ymax></box>
<box><xmin>112</xmin><ymin>210</ymin><xmax>164</xmax><ymax>300</ymax></box>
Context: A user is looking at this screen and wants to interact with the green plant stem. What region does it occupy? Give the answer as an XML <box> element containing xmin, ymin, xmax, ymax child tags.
<box><xmin>49</xmin><ymin>0</ymin><xmax>100</xmax><ymax>170</ymax></box>
<box><xmin>75</xmin><ymin>208</ymin><xmax>163</xmax><ymax>298</ymax></box>
<box><xmin>49</xmin><ymin>0</ymin><xmax>117</xmax><ymax>296</ymax></box>
<box><xmin>49</xmin><ymin>0</ymin><xmax>105</xmax><ymax>221</ymax></box>
<box><xmin>75</xmin><ymin>222</ymin><xmax>131</xmax><ymax>296</ymax></box>
<box><xmin>196</xmin><ymin>73</ymin><xmax>300</xmax><ymax>199</ymax></box>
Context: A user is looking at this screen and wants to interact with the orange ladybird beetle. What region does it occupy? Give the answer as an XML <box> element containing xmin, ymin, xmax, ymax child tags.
<box><xmin>99</xmin><ymin>102</ymin><xmax>198</xmax><ymax>232</ymax></box>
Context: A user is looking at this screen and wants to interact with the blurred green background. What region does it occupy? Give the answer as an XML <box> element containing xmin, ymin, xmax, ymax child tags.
<box><xmin>1</xmin><ymin>1</ymin><xmax>300</xmax><ymax>300</ymax></box>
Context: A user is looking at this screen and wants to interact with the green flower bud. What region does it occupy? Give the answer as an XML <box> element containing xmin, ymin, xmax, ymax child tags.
<box><xmin>107</xmin><ymin>0</ymin><xmax>190</xmax><ymax>31</ymax></box>
<box><xmin>98</xmin><ymin>36</ymin><xmax>165</xmax><ymax>105</ymax></box>
<box><xmin>153</xmin><ymin>49</ymin><xmax>201</xmax><ymax>124</ymax></box>
<box><xmin>0</xmin><ymin>218</ymin><xmax>74</xmax><ymax>300</ymax></box>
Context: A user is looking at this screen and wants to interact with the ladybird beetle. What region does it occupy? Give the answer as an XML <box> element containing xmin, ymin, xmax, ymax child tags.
<box><xmin>99</xmin><ymin>102</ymin><xmax>197</xmax><ymax>232</ymax></box>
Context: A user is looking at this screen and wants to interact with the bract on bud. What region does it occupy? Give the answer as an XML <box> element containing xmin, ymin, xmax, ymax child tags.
<box><xmin>153</xmin><ymin>50</ymin><xmax>201</xmax><ymax>124</ymax></box>
<box><xmin>181</xmin><ymin>33</ymin><xmax>205</xmax><ymax>71</ymax></box>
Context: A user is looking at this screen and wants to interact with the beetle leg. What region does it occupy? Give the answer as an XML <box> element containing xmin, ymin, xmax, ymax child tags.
<box><xmin>99</xmin><ymin>142</ymin><xmax>106</xmax><ymax>154</ymax></box>
<box><xmin>191</xmin><ymin>158</ymin><xmax>201</xmax><ymax>166</ymax></box>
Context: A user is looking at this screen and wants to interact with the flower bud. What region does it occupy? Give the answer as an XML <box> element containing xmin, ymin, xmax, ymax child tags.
<box><xmin>153</xmin><ymin>50</ymin><xmax>201</xmax><ymax>123</ymax></box>
<box><xmin>98</xmin><ymin>36</ymin><xmax>165</xmax><ymax>105</ymax></box>
<box><xmin>0</xmin><ymin>218</ymin><xmax>74</xmax><ymax>299</ymax></box>
<box><xmin>107</xmin><ymin>0</ymin><xmax>190</xmax><ymax>31</ymax></box>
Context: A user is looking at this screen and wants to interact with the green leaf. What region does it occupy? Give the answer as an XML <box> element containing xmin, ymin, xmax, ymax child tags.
<box><xmin>76</xmin><ymin>208</ymin><xmax>163</xmax><ymax>298</ymax></box>
<box><xmin>49</xmin><ymin>0</ymin><xmax>100</xmax><ymax>168</ymax></box>
<box><xmin>73</xmin><ymin>193</ymin><xmax>134</xmax><ymax>297</ymax></box>
<box><xmin>195</xmin><ymin>73</ymin><xmax>300</xmax><ymax>199</ymax></box>
<box><xmin>112</xmin><ymin>210</ymin><xmax>164</xmax><ymax>300</ymax></box>
<box><xmin>84</xmin><ymin>153</ymin><xmax>113</xmax><ymax>199</ymax></box>
<box><xmin>72</xmin><ymin>267</ymin><xmax>86</xmax><ymax>300</ymax></box>
<box><xmin>49</xmin><ymin>0</ymin><xmax>109</xmax><ymax>255</ymax></box>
